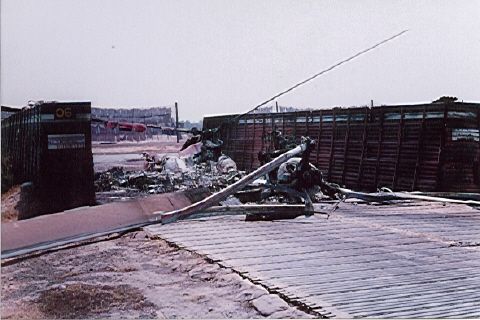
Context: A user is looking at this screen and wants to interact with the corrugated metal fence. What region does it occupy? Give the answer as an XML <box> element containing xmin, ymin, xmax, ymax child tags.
<box><xmin>1</xmin><ymin>102</ymin><xmax>96</xmax><ymax>217</ymax></box>
<box><xmin>1</xmin><ymin>106</ymin><xmax>41</xmax><ymax>190</ymax></box>
<box><xmin>203</xmin><ymin>102</ymin><xmax>480</xmax><ymax>192</ymax></box>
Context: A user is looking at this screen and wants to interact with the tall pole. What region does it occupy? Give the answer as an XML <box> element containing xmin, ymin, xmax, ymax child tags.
<box><xmin>275</xmin><ymin>101</ymin><xmax>279</xmax><ymax>113</ymax></box>
<box><xmin>158</xmin><ymin>140</ymin><xmax>314</xmax><ymax>224</ymax></box>
<box><xmin>175</xmin><ymin>102</ymin><xmax>179</xmax><ymax>143</ymax></box>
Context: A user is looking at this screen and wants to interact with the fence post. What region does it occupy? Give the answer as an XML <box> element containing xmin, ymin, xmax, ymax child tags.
<box><xmin>357</xmin><ymin>107</ymin><xmax>369</xmax><ymax>189</ymax></box>
<box><xmin>175</xmin><ymin>102</ymin><xmax>180</xmax><ymax>143</ymax></box>
<box><xmin>251</xmin><ymin>112</ymin><xmax>256</xmax><ymax>170</ymax></box>
<box><xmin>328</xmin><ymin>109</ymin><xmax>336</xmax><ymax>181</ymax></box>
<box><xmin>341</xmin><ymin>109</ymin><xmax>351</xmax><ymax>186</ymax></box>
<box><xmin>393</xmin><ymin>107</ymin><xmax>405</xmax><ymax>190</ymax></box>
<box><xmin>316</xmin><ymin>110</ymin><xmax>323</xmax><ymax>166</ymax></box>
<box><xmin>435</xmin><ymin>104</ymin><xmax>449</xmax><ymax>191</ymax></box>
<box><xmin>374</xmin><ymin>109</ymin><xmax>385</xmax><ymax>189</ymax></box>
<box><xmin>412</xmin><ymin>106</ymin><xmax>427</xmax><ymax>190</ymax></box>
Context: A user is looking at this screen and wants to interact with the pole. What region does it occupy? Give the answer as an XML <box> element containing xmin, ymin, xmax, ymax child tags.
<box><xmin>276</xmin><ymin>101</ymin><xmax>279</xmax><ymax>113</ymax></box>
<box><xmin>175</xmin><ymin>102</ymin><xmax>179</xmax><ymax>143</ymax></box>
<box><xmin>156</xmin><ymin>139</ymin><xmax>314</xmax><ymax>224</ymax></box>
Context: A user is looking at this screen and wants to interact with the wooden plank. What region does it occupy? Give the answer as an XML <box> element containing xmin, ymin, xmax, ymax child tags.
<box><xmin>145</xmin><ymin>201</ymin><xmax>480</xmax><ymax>318</ymax></box>
<box><xmin>354</xmin><ymin>295</ymin><xmax>480</xmax><ymax>318</ymax></box>
<box><xmin>289</xmin><ymin>272</ymin><xmax>480</xmax><ymax>296</ymax></box>
<box><xmin>315</xmin><ymin>110</ymin><xmax>323</xmax><ymax>165</ymax></box>
<box><xmin>175</xmin><ymin>227</ymin><xmax>420</xmax><ymax>249</ymax></box>
<box><xmin>266</xmin><ymin>263</ymin><xmax>478</xmax><ymax>287</ymax></box>
<box><xmin>325</xmin><ymin>281</ymin><xmax>480</xmax><ymax>306</ymax></box>
<box><xmin>327</xmin><ymin>109</ymin><xmax>336</xmax><ymax>181</ymax></box>
<box><xmin>398</xmin><ymin>307</ymin><xmax>480</xmax><ymax>319</ymax></box>
<box><xmin>164</xmin><ymin>222</ymin><xmax>469</xmax><ymax>247</ymax></box>
<box><xmin>180</xmin><ymin>236</ymin><xmax>433</xmax><ymax>257</ymax></box>
<box><xmin>357</xmin><ymin>107</ymin><xmax>369</xmax><ymax>188</ymax></box>
<box><xmin>159</xmin><ymin>235</ymin><xmax>477</xmax><ymax>266</ymax></box>
<box><xmin>340</xmin><ymin>287</ymin><xmax>480</xmax><ymax>314</ymax></box>
<box><xmin>436</xmin><ymin>104</ymin><xmax>449</xmax><ymax>190</ymax></box>
<box><xmin>341</xmin><ymin>109</ymin><xmax>351</xmax><ymax>186</ymax></box>
<box><xmin>293</xmin><ymin>111</ymin><xmax>297</xmax><ymax>137</ymax></box>
<box><xmin>158</xmin><ymin>221</ymin><xmax>385</xmax><ymax>239</ymax></box>
<box><xmin>412</xmin><ymin>105</ymin><xmax>427</xmax><ymax>189</ymax></box>
<box><xmin>234</xmin><ymin>248</ymin><xmax>464</xmax><ymax>276</ymax></box>
<box><xmin>307</xmin><ymin>273</ymin><xmax>480</xmax><ymax>298</ymax></box>
<box><xmin>251</xmin><ymin>112</ymin><xmax>256</xmax><ymax>170</ymax></box>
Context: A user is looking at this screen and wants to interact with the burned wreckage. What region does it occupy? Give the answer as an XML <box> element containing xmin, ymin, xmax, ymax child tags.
<box><xmin>96</xmin><ymin>118</ymin><xmax>480</xmax><ymax>225</ymax></box>
<box><xmin>257</xmin><ymin>130</ymin><xmax>339</xmax><ymax>202</ymax></box>
<box><xmin>95</xmin><ymin>123</ymin><xmax>343</xmax><ymax>223</ymax></box>
<box><xmin>94</xmin><ymin>29</ymin><xmax>479</xmax><ymax>224</ymax></box>
<box><xmin>179</xmin><ymin>126</ymin><xmax>336</xmax><ymax>203</ymax></box>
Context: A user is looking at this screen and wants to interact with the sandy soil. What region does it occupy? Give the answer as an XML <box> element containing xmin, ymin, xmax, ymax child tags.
<box><xmin>1</xmin><ymin>185</ymin><xmax>20</xmax><ymax>222</ymax></box>
<box><xmin>1</xmin><ymin>140</ymin><xmax>187</xmax><ymax>219</ymax></box>
<box><xmin>93</xmin><ymin>138</ymin><xmax>187</xmax><ymax>172</ymax></box>
<box><xmin>1</xmin><ymin>231</ymin><xmax>312</xmax><ymax>319</ymax></box>
<box><xmin>2</xmin><ymin>138</ymin><xmax>315</xmax><ymax>318</ymax></box>
<box><xmin>92</xmin><ymin>137</ymin><xmax>185</xmax><ymax>155</ymax></box>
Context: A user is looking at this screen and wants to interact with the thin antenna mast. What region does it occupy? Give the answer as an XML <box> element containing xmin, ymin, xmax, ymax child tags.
<box><xmin>229</xmin><ymin>29</ymin><xmax>408</xmax><ymax>123</ymax></box>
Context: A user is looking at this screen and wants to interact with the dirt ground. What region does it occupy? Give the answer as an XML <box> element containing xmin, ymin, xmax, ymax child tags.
<box><xmin>92</xmin><ymin>138</ymin><xmax>185</xmax><ymax>172</ymax></box>
<box><xmin>1</xmin><ymin>231</ymin><xmax>312</xmax><ymax>319</ymax></box>
<box><xmin>2</xmin><ymin>139</ymin><xmax>314</xmax><ymax>318</ymax></box>
<box><xmin>1</xmin><ymin>139</ymin><xmax>187</xmax><ymax>221</ymax></box>
<box><xmin>1</xmin><ymin>185</ymin><xmax>20</xmax><ymax>222</ymax></box>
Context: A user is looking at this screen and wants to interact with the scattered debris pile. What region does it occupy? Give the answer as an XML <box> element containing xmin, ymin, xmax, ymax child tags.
<box><xmin>180</xmin><ymin>127</ymin><xmax>224</xmax><ymax>164</ymax></box>
<box><xmin>254</xmin><ymin>134</ymin><xmax>339</xmax><ymax>204</ymax></box>
<box><xmin>94</xmin><ymin>163</ymin><xmax>243</xmax><ymax>203</ymax></box>
<box><xmin>94</xmin><ymin>134</ymin><xmax>337</xmax><ymax>206</ymax></box>
<box><xmin>94</xmin><ymin>129</ymin><xmax>246</xmax><ymax>204</ymax></box>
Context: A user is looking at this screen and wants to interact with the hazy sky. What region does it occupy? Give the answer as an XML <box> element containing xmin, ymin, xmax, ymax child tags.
<box><xmin>1</xmin><ymin>0</ymin><xmax>479</xmax><ymax>121</ymax></box>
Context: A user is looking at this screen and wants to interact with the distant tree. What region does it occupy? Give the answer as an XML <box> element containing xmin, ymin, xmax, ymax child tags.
<box><xmin>432</xmin><ymin>96</ymin><xmax>458</xmax><ymax>103</ymax></box>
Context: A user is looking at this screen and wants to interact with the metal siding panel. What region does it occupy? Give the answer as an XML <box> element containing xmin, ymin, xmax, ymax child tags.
<box><xmin>202</xmin><ymin>103</ymin><xmax>480</xmax><ymax>192</ymax></box>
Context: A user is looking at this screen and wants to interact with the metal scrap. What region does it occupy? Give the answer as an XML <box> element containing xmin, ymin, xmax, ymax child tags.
<box><xmin>338</xmin><ymin>187</ymin><xmax>480</xmax><ymax>206</ymax></box>
<box><xmin>94</xmin><ymin>162</ymin><xmax>244</xmax><ymax>204</ymax></box>
<box><xmin>157</xmin><ymin>138</ymin><xmax>316</xmax><ymax>224</ymax></box>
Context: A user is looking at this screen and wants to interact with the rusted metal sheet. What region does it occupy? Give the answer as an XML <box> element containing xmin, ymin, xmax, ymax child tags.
<box><xmin>203</xmin><ymin>102</ymin><xmax>480</xmax><ymax>192</ymax></box>
<box><xmin>1</xmin><ymin>101</ymin><xmax>96</xmax><ymax>216</ymax></box>
<box><xmin>1</xmin><ymin>188</ymin><xmax>211</xmax><ymax>259</ymax></box>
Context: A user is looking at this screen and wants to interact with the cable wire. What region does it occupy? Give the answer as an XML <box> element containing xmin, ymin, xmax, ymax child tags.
<box><xmin>228</xmin><ymin>29</ymin><xmax>409</xmax><ymax>125</ymax></box>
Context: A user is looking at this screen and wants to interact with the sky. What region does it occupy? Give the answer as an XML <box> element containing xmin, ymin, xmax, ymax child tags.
<box><xmin>1</xmin><ymin>0</ymin><xmax>479</xmax><ymax>121</ymax></box>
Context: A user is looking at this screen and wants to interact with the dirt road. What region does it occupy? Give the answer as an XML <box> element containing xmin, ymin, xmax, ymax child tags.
<box><xmin>1</xmin><ymin>231</ymin><xmax>312</xmax><ymax>319</ymax></box>
<box><xmin>92</xmin><ymin>138</ymin><xmax>185</xmax><ymax>172</ymax></box>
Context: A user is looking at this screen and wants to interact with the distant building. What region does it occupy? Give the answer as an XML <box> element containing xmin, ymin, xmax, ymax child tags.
<box><xmin>1</xmin><ymin>106</ymin><xmax>19</xmax><ymax>120</ymax></box>
<box><xmin>254</xmin><ymin>105</ymin><xmax>310</xmax><ymax>114</ymax></box>
<box><xmin>91</xmin><ymin>106</ymin><xmax>174</xmax><ymax>141</ymax></box>
<box><xmin>183</xmin><ymin>120</ymin><xmax>203</xmax><ymax>130</ymax></box>
<box><xmin>91</xmin><ymin>106</ymin><xmax>174</xmax><ymax>126</ymax></box>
